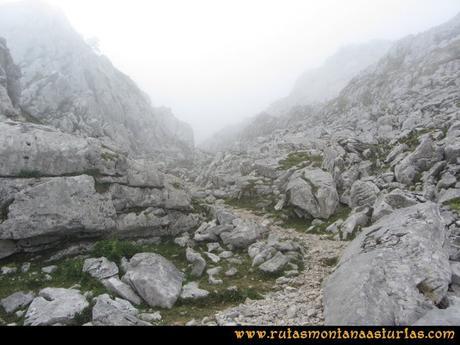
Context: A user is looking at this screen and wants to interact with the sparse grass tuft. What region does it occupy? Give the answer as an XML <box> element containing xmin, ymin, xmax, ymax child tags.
<box><xmin>278</xmin><ymin>151</ymin><xmax>322</xmax><ymax>170</ymax></box>
<box><xmin>446</xmin><ymin>198</ymin><xmax>460</xmax><ymax>213</ymax></box>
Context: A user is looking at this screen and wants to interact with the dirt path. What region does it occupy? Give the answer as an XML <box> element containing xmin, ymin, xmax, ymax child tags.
<box><xmin>213</xmin><ymin>207</ymin><xmax>348</xmax><ymax>325</ymax></box>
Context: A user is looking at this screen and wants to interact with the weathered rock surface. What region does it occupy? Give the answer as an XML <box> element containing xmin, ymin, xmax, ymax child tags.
<box><xmin>324</xmin><ymin>203</ymin><xmax>451</xmax><ymax>325</ymax></box>
<box><xmin>82</xmin><ymin>257</ymin><xmax>119</xmax><ymax>280</ymax></box>
<box><xmin>413</xmin><ymin>299</ymin><xmax>460</xmax><ymax>326</ymax></box>
<box><xmin>287</xmin><ymin>168</ymin><xmax>339</xmax><ymax>219</ymax></box>
<box><xmin>350</xmin><ymin>180</ymin><xmax>379</xmax><ymax>208</ymax></box>
<box><xmin>0</xmin><ymin>175</ymin><xmax>117</xmax><ymax>240</ymax></box>
<box><xmin>24</xmin><ymin>288</ymin><xmax>88</xmax><ymax>326</ymax></box>
<box><xmin>395</xmin><ymin>137</ymin><xmax>444</xmax><ymax>185</ymax></box>
<box><xmin>0</xmin><ymin>291</ymin><xmax>35</xmax><ymax>314</ymax></box>
<box><xmin>101</xmin><ymin>277</ymin><xmax>142</xmax><ymax>305</ymax></box>
<box><xmin>122</xmin><ymin>253</ymin><xmax>183</xmax><ymax>308</ymax></box>
<box><xmin>92</xmin><ymin>294</ymin><xmax>149</xmax><ymax>326</ymax></box>
<box><xmin>220</xmin><ymin>221</ymin><xmax>268</xmax><ymax>249</ymax></box>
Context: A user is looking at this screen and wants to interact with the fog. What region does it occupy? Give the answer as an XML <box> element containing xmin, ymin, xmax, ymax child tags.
<box><xmin>3</xmin><ymin>0</ymin><xmax>460</xmax><ymax>142</ymax></box>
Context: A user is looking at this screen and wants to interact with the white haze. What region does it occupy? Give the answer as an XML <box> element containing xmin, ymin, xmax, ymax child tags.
<box><xmin>2</xmin><ymin>0</ymin><xmax>460</xmax><ymax>142</ymax></box>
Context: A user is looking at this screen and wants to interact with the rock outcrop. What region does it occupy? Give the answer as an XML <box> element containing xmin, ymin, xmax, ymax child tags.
<box><xmin>324</xmin><ymin>203</ymin><xmax>451</xmax><ymax>325</ymax></box>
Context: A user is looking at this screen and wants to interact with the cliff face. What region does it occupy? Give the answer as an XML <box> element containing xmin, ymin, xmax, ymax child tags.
<box><xmin>0</xmin><ymin>1</ymin><xmax>194</xmax><ymax>163</ymax></box>
<box><xmin>0</xmin><ymin>37</ymin><xmax>21</xmax><ymax>120</ymax></box>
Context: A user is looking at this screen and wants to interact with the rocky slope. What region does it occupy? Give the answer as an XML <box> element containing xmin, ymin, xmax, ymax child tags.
<box><xmin>192</xmin><ymin>12</ymin><xmax>460</xmax><ymax>325</ymax></box>
<box><xmin>267</xmin><ymin>40</ymin><xmax>392</xmax><ymax>116</ymax></box>
<box><xmin>1</xmin><ymin>5</ymin><xmax>460</xmax><ymax>327</ymax></box>
<box><xmin>0</xmin><ymin>1</ymin><xmax>194</xmax><ymax>165</ymax></box>
<box><xmin>201</xmin><ymin>40</ymin><xmax>391</xmax><ymax>152</ymax></box>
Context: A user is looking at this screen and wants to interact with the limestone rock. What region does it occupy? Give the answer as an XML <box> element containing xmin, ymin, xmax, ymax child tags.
<box><xmin>24</xmin><ymin>288</ymin><xmax>89</xmax><ymax>326</ymax></box>
<box><xmin>0</xmin><ymin>175</ymin><xmax>117</xmax><ymax>240</ymax></box>
<box><xmin>287</xmin><ymin>168</ymin><xmax>339</xmax><ymax>219</ymax></box>
<box><xmin>1</xmin><ymin>291</ymin><xmax>35</xmax><ymax>314</ymax></box>
<box><xmin>92</xmin><ymin>294</ymin><xmax>149</xmax><ymax>326</ymax></box>
<box><xmin>324</xmin><ymin>202</ymin><xmax>451</xmax><ymax>325</ymax></box>
<box><xmin>82</xmin><ymin>257</ymin><xmax>119</xmax><ymax>280</ymax></box>
<box><xmin>122</xmin><ymin>253</ymin><xmax>183</xmax><ymax>308</ymax></box>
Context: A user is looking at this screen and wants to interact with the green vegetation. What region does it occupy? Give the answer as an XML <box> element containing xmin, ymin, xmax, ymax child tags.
<box><xmin>160</xmin><ymin>254</ymin><xmax>278</xmax><ymax>325</ymax></box>
<box><xmin>278</xmin><ymin>151</ymin><xmax>323</xmax><ymax>170</ymax></box>
<box><xmin>92</xmin><ymin>239</ymin><xmax>141</xmax><ymax>263</ymax></box>
<box><xmin>446</xmin><ymin>198</ymin><xmax>460</xmax><ymax>213</ymax></box>
<box><xmin>0</xmin><ymin>236</ymin><xmax>288</xmax><ymax>325</ymax></box>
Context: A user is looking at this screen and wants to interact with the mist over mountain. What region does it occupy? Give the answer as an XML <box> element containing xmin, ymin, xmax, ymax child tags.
<box><xmin>0</xmin><ymin>1</ymin><xmax>194</xmax><ymax>164</ymax></box>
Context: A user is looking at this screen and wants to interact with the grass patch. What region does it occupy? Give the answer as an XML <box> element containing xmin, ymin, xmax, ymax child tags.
<box><xmin>159</xmin><ymin>255</ymin><xmax>278</xmax><ymax>325</ymax></box>
<box><xmin>446</xmin><ymin>198</ymin><xmax>460</xmax><ymax>213</ymax></box>
<box><xmin>92</xmin><ymin>239</ymin><xmax>140</xmax><ymax>264</ymax></box>
<box><xmin>278</xmin><ymin>151</ymin><xmax>322</xmax><ymax>170</ymax></box>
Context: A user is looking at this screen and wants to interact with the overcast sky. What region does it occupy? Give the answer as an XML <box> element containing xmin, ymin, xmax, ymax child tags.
<box><xmin>5</xmin><ymin>0</ymin><xmax>460</xmax><ymax>141</ymax></box>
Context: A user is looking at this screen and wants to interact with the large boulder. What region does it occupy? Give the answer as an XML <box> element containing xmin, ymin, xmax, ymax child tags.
<box><xmin>92</xmin><ymin>294</ymin><xmax>149</xmax><ymax>326</ymax></box>
<box><xmin>350</xmin><ymin>180</ymin><xmax>379</xmax><ymax>208</ymax></box>
<box><xmin>394</xmin><ymin>136</ymin><xmax>443</xmax><ymax>185</ymax></box>
<box><xmin>286</xmin><ymin>168</ymin><xmax>339</xmax><ymax>219</ymax></box>
<box><xmin>324</xmin><ymin>202</ymin><xmax>451</xmax><ymax>325</ymax></box>
<box><xmin>24</xmin><ymin>288</ymin><xmax>88</xmax><ymax>326</ymax></box>
<box><xmin>122</xmin><ymin>253</ymin><xmax>184</xmax><ymax>309</ymax></box>
<box><xmin>0</xmin><ymin>175</ymin><xmax>117</xmax><ymax>240</ymax></box>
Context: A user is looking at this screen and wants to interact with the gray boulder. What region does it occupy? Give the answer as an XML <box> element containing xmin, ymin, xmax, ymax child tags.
<box><xmin>324</xmin><ymin>202</ymin><xmax>451</xmax><ymax>325</ymax></box>
<box><xmin>101</xmin><ymin>277</ymin><xmax>142</xmax><ymax>305</ymax></box>
<box><xmin>0</xmin><ymin>291</ymin><xmax>35</xmax><ymax>314</ymax></box>
<box><xmin>258</xmin><ymin>251</ymin><xmax>289</xmax><ymax>274</ymax></box>
<box><xmin>287</xmin><ymin>168</ymin><xmax>339</xmax><ymax>219</ymax></box>
<box><xmin>215</xmin><ymin>208</ymin><xmax>237</xmax><ymax>225</ymax></box>
<box><xmin>82</xmin><ymin>257</ymin><xmax>119</xmax><ymax>280</ymax></box>
<box><xmin>350</xmin><ymin>180</ymin><xmax>379</xmax><ymax>208</ymax></box>
<box><xmin>186</xmin><ymin>247</ymin><xmax>207</xmax><ymax>277</ymax></box>
<box><xmin>92</xmin><ymin>294</ymin><xmax>149</xmax><ymax>326</ymax></box>
<box><xmin>395</xmin><ymin>136</ymin><xmax>443</xmax><ymax>185</ymax></box>
<box><xmin>220</xmin><ymin>221</ymin><xmax>268</xmax><ymax>249</ymax></box>
<box><xmin>122</xmin><ymin>253</ymin><xmax>183</xmax><ymax>309</ymax></box>
<box><xmin>24</xmin><ymin>288</ymin><xmax>89</xmax><ymax>326</ymax></box>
